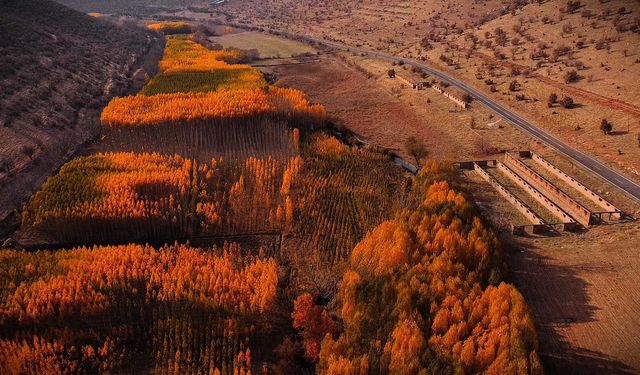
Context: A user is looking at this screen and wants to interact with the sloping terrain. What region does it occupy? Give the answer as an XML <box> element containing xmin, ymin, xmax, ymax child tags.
<box><xmin>216</xmin><ymin>0</ymin><xmax>640</xmax><ymax>179</ymax></box>
<box><xmin>220</xmin><ymin>0</ymin><xmax>529</xmax><ymax>52</ymax></box>
<box><xmin>0</xmin><ymin>0</ymin><xmax>163</xmax><ymax>236</ymax></box>
<box><xmin>54</xmin><ymin>0</ymin><xmax>198</xmax><ymax>13</ymax></box>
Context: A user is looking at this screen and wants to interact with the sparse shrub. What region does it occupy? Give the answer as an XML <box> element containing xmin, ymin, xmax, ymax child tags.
<box><xmin>509</xmin><ymin>80</ymin><xmax>519</xmax><ymax>91</ymax></box>
<box><xmin>615</xmin><ymin>23</ymin><xmax>627</xmax><ymax>33</ymax></box>
<box><xmin>494</xmin><ymin>27</ymin><xmax>508</xmax><ymax>46</ymax></box>
<box><xmin>553</xmin><ymin>45</ymin><xmax>571</xmax><ymax>59</ymax></box>
<box><xmin>565</xmin><ymin>1</ymin><xmax>582</xmax><ymax>14</ymax></box>
<box><xmin>405</xmin><ymin>136</ymin><xmax>428</xmax><ymax>167</ymax></box>
<box><xmin>387</xmin><ymin>69</ymin><xmax>396</xmax><ymax>78</ymax></box>
<box><xmin>569</xmin><ymin>60</ymin><xmax>585</xmax><ymax>70</ymax></box>
<box><xmin>420</xmin><ymin>37</ymin><xmax>433</xmax><ymax>50</ymax></box>
<box><xmin>493</xmin><ymin>50</ymin><xmax>506</xmax><ymax>60</ymax></box>
<box><xmin>564</xmin><ymin>70</ymin><xmax>580</xmax><ymax>83</ymax></box>
<box><xmin>600</xmin><ymin>119</ymin><xmax>612</xmax><ymax>134</ymax></box>
<box><xmin>561</xmin><ymin>96</ymin><xmax>574</xmax><ymax>108</ymax></box>
<box><xmin>0</xmin><ymin>157</ymin><xmax>11</xmax><ymax>173</ymax></box>
<box><xmin>20</xmin><ymin>145</ymin><xmax>36</xmax><ymax>159</ymax></box>
<box><xmin>562</xmin><ymin>23</ymin><xmax>574</xmax><ymax>34</ymax></box>
<box><xmin>548</xmin><ymin>93</ymin><xmax>558</xmax><ymax>107</ymax></box>
<box><xmin>581</xmin><ymin>9</ymin><xmax>593</xmax><ymax>18</ymax></box>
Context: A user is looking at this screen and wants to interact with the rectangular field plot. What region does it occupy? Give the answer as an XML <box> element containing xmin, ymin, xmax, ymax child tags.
<box><xmin>0</xmin><ymin>242</ymin><xmax>276</xmax><ymax>374</ymax></box>
<box><xmin>211</xmin><ymin>31</ymin><xmax>316</xmax><ymax>59</ymax></box>
<box><xmin>140</xmin><ymin>69</ymin><xmax>266</xmax><ymax>95</ymax></box>
<box><xmin>20</xmin><ymin>153</ymin><xmax>301</xmax><ymax>245</ymax></box>
<box><xmin>460</xmin><ymin>151</ymin><xmax>628</xmax><ymax>235</ymax></box>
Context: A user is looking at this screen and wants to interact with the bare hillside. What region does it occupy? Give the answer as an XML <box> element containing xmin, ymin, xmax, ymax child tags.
<box><xmin>214</xmin><ymin>0</ymin><xmax>640</xmax><ymax>180</ymax></box>
<box><xmin>54</xmin><ymin>0</ymin><xmax>199</xmax><ymax>14</ymax></box>
<box><xmin>220</xmin><ymin>0</ymin><xmax>530</xmax><ymax>51</ymax></box>
<box><xmin>0</xmin><ymin>0</ymin><xmax>163</xmax><ymax>236</ymax></box>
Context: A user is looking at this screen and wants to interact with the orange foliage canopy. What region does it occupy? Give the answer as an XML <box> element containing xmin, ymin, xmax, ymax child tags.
<box><xmin>159</xmin><ymin>34</ymin><xmax>247</xmax><ymax>73</ymax></box>
<box><xmin>350</xmin><ymin>220</ymin><xmax>412</xmax><ymax>276</ymax></box>
<box><xmin>147</xmin><ymin>21</ymin><xmax>195</xmax><ymax>34</ymax></box>
<box><xmin>101</xmin><ymin>87</ymin><xmax>325</xmax><ymax>127</ymax></box>
<box><xmin>318</xmin><ymin>171</ymin><xmax>542</xmax><ymax>375</ymax></box>
<box><xmin>23</xmin><ymin>152</ymin><xmax>195</xmax><ymax>228</ymax></box>
<box><xmin>0</xmin><ymin>243</ymin><xmax>276</xmax><ymax>374</ymax></box>
<box><xmin>22</xmin><ymin>153</ymin><xmax>303</xmax><ymax>243</ymax></box>
<box><xmin>2</xmin><ymin>244</ymin><xmax>278</xmax><ymax>323</ymax></box>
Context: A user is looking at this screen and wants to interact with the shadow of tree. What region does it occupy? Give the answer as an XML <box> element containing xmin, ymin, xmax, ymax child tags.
<box><xmin>608</xmin><ymin>130</ymin><xmax>629</xmax><ymax>136</ymax></box>
<box><xmin>501</xmin><ymin>236</ymin><xmax>636</xmax><ymax>375</ymax></box>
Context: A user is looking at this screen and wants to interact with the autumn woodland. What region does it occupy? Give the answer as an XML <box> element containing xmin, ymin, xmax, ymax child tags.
<box><xmin>0</xmin><ymin>20</ymin><xmax>541</xmax><ymax>375</ymax></box>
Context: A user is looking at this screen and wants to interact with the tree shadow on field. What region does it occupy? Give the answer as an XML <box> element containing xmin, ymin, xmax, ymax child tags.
<box><xmin>501</xmin><ymin>236</ymin><xmax>636</xmax><ymax>375</ymax></box>
<box><xmin>608</xmin><ymin>130</ymin><xmax>629</xmax><ymax>136</ymax></box>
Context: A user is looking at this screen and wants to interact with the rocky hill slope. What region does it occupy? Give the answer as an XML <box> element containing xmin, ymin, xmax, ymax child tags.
<box><xmin>0</xmin><ymin>0</ymin><xmax>163</xmax><ymax>236</ymax></box>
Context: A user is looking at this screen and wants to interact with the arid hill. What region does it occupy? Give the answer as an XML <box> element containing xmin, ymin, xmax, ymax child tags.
<box><xmin>217</xmin><ymin>0</ymin><xmax>640</xmax><ymax>179</ymax></box>
<box><xmin>0</xmin><ymin>0</ymin><xmax>162</xmax><ymax>236</ymax></box>
<box><xmin>54</xmin><ymin>0</ymin><xmax>197</xmax><ymax>14</ymax></box>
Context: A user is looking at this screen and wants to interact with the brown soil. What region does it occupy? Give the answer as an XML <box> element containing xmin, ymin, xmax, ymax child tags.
<box><xmin>504</xmin><ymin>222</ymin><xmax>640</xmax><ymax>375</ymax></box>
<box><xmin>269</xmin><ymin>53</ymin><xmax>534</xmax><ymax>162</ymax></box>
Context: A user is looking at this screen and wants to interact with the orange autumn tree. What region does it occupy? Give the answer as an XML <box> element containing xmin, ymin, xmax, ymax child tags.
<box><xmin>101</xmin><ymin>87</ymin><xmax>325</xmax><ymax>128</ymax></box>
<box><xmin>21</xmin><ymin>152</ymin><xmax>304</xmax><ymax>244</ymax></box>
<box><xmin>318</xmin><ymin>169</ymin><xmax>542</xmax><ymax>375</ymax></box>
<box><xmin>159</xmin><ymin>34</ymin><xmax>247</xmax><ymax>72</ymax></box>
<box><xmin>295</xmin><ymin>133</ymin><xmax>408</xmax><ymax>263</ymax></box>
<box><xmin>147</xmin><ymin>21</ymin><xmax>196</xmax><ymax>35</ymax></box>
<box><xmin>0</xmin><ymin>243</ymin><xmax>276</xmax><ymax>374</ymax></box>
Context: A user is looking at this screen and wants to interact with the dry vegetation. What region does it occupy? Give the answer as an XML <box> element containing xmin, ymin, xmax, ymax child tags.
<box><xmin>0</xmin><ymin>0</ymin><xmax>162</xmax><ymax>234</ymax></box>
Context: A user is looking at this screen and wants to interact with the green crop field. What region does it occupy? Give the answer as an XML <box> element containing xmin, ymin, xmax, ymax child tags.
<box><xmin>140</xmin><ymin>69</ymin><xmax>266</xmax><ymax>95</ymax></box>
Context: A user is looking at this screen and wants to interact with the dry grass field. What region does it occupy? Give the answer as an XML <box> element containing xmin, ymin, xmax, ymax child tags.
<box><xmin>211</xmin><ymin>31</ymin><xmax>316</xmax><ymax>58</ymax></box>
<box><xmin>269</xmin><ymin>51</ymin><xmax>535</xmax><ymax>162</ymax></box>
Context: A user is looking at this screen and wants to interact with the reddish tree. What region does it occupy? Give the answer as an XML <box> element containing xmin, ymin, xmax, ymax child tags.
<box><xmin>292</xmin><ymin>294</ymin><xmax>338</xmax><ymax>361</ymax></box>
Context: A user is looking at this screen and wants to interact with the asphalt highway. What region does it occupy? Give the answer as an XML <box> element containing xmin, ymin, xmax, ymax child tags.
<box><xmin>279</xmin><ymin>32</ymin><xmax>640</xmax><ymax>202</ymax></box>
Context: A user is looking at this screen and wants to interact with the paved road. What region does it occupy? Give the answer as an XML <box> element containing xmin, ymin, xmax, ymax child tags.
<box><xmin>271</xmin><ymin>30</ymin><xmax>640</xmax><ymax>203</ymax></box>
